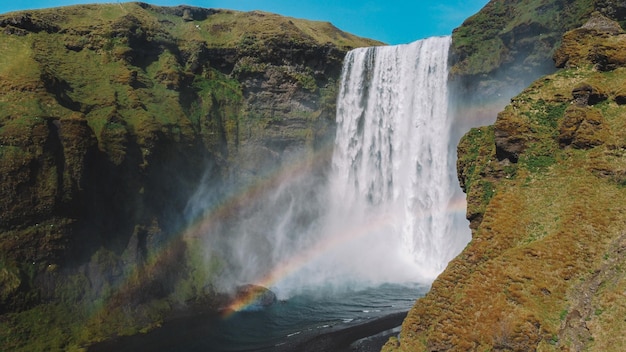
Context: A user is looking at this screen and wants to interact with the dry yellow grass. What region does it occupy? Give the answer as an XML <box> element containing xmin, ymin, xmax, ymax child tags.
<box><xmin>386</xmin><ymin>21</ymin><xmax>626</xmax><ymax>349</ymax></box>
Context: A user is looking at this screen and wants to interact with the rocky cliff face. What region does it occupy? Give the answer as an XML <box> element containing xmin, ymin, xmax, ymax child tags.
<box><xmin>385</xmin><ymin>11</ymin><xmax>626</xmax><ymax>352</ymax></box>
<box><xmin>449</xmin><ymin>0</ymin><xmax>626</xmax><ymax>127</ymax></box>
<box><xmin>0</xmin><ymin>3</ymin><xmax>379</xmax><ymax>350</ymax></box>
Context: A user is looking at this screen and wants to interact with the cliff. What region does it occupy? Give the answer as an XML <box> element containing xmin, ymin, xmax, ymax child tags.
<box><xmin>0</xmin><ymin>2</ymin><xmax>379</xmax><ymax>350</ymax></box>
<box><xmin>449</xmin><ymin>0</ymin><xmax>626</xmax><ymax>127</ymax></box>
<box><xmin>385</xmin><ymin>11</ymin><xmax>626</xmax><ymax>352</ymax></box>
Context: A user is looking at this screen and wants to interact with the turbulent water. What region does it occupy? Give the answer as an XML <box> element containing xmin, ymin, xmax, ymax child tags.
<box><xmin>328</xmin><ymin>35</ymin><xmax>468</xmax><ymax>282</ymax></box>
<box><xmin>124</xmin><ymin>35</ymin><xmax>471</xmax><ymax>351</ymax></box>
<box><xmin>188</xmin><ymin>36</ymin><xmax>469</xmax><ymax>298</ymax></box>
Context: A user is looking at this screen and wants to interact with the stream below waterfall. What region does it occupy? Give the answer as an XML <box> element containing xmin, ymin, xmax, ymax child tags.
<box><xmin>89</xmin><ymin>283</ymin><xmax>427</xmax><ymax>352</ymax></box>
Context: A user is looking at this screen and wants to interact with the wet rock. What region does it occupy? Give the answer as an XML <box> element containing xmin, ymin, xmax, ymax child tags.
<box><xmin>235</xmin><ymin>284</ymin><xmax>277</xmax><ymax>308</ymax></box>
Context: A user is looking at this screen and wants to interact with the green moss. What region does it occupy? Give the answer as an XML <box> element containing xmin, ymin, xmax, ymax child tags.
<box><xmin>457</xmin><ymin>125</ymin><xmax>497</xmax><ymax>191</ymax></box>
<box><xmin>171</xmin><ymin>238</ymin><xmax>222</xmax><ymax>304</ymax></box>
<box><xmin>451</xmin><ymin>0</ymin><xmax>593</xmax><ymax>76</ymax></box>
<box><xmin>319</xmin><ymin>78</ymin><xmax>338</xmax><ymax>115</ymax></box>
<box><xmin>530</xmin><ymin>100</ymin><xmax>568</xmax><ymax>130</ymax></box>
<box><xmin>232</xmin><ymin>56</ymin><xmax>268</xmax><ymax>76</ymax></box>
<box><xmin>0</xmin><ymin>304</ymin><xmax>84</xmax><ymax>352</ymax></box>
<box><xmin>290</xmin><ymin>70</ymin><xmax>318</xmax><ymax>93</ymax></box>
<box><xmin>0</xmin><ymin>260</ymin><xmax>21</xmax><ymax>302</ymax></box>
<box><xmin>521</xmin><ymin>154</ymin><xmax>557</xmax><ymax>173</ymax></box>
<box><xmin>0</xmin><ymin>3</ymin><xmax>379</xmax><ymax>350</ymax></box>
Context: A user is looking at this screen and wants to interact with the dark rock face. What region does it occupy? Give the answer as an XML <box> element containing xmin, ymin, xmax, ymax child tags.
<box><xmin>0</xmin><ymin>3</ymin><xmax>379</xmax><ymax>348</ymax></box>
<box><xmin>571</xmin><ymin>83</ymin><xmax>608</xmax><ymax>106</ymax></box>
<box><xmin>0</xmin><ymin>13</ymin><xmax>60</xmax><ymax>34</ymax></box>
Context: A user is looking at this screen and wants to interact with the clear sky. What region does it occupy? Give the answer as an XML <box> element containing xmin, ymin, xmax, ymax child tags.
<box><xmin>0</xmin><ymin>1</ymin><xmax>490</xmax><ymax>45</ymax></box>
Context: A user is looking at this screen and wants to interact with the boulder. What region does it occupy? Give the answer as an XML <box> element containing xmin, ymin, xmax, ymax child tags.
<box><xmin>235</xmin><ymin>284</ymin><xmax>277</xmax><ymax>308</ymax></box>
<box><xmin>572</xmin><ymin>83</ymin><xmax>608</xmax><ymax>106</ymax></box>
<box><xmin>554</xmin><ymin>12</ymin><xmax>626</xmax><ymax>70</ymax></box>
<box><xmin>558</xmin><ymin>106</ymin><xmax>609</xmax><ymax>149</ymax></box>
<box><xmin>494</xmin><ymin>110</ymin><xmax>532</xmax><ymax>162</ymax></box>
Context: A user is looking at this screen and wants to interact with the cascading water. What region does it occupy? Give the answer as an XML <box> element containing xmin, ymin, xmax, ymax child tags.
<box><xmin>270</xmin><ymin>36</ymin><xmax>469</xmax><ymax>293</ymax></box>
<box><xmin>94</xmin><ymin>36</ymin><xmax>472</xmax><ymax>352</ymax></box>
<box><xmin>184</xmin><ymin>37</ymin><xmax>469</xmax><ymax>298</ymax></box>
<box><xmin>186</xmin><ymin>36</ymin><xmax>470</xmax><ymax>298</ymax></box>
<box><xmin>326</xmin><ymin>35</ymin><xmax>469</xmax><ymax>282</ymax></box>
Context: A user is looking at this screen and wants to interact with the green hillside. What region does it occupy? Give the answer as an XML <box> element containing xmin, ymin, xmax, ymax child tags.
<box><xmin>0</xmin><ymin>3</ymin><xmax>379</xmax><ymax>350</ymax></box>
<box><xmin>385</xmin><ymin>11</ymin><xmax>626</xmax><ymax>352</ymax></box>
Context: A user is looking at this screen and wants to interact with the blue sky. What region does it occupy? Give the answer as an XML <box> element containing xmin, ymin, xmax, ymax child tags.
<box><xmin>0</xmin><ymin>1</ymin><xmax>489</xmax><ymax>44</ymax></box>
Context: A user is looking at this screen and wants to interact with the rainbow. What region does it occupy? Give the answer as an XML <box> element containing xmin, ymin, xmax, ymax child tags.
<box><xmin>80</xmin><ymin>144</ymin><xmax>334</xmax><ymax>326</ymax></box>
<box><xmin>220</xmin><ymin>194</ymin><xmax>469</xmax><ymax>317</ymax></box>
<box><xmin>80</xmin><ymin>140</ymin><xmax>470</xmax><ymax>326</ymax></box>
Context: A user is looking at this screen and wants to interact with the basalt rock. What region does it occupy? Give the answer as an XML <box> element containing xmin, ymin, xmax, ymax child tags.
<box><xmin>572</xmin><ymin>83</ymin><xmax>608</xmax><ymax>106</ymax></box>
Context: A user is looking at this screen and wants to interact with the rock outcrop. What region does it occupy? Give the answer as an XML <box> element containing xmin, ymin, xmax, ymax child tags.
<box><xmin>385</xmin><ymin>11</ymin><xmax>626</xmax><ymax>352</ymax></box>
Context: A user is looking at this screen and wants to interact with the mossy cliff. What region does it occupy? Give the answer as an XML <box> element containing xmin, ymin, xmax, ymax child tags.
<box><xmin>385</xmin><ymin>12</ymin><xmax>626</xmax><ymax>352</ymax></box>
<box><xmin>0</xmin><ymin>2</ymin><xmax>378</xmax><ymax>350</ymax></box>
<box><xmin>449</xmin><ymin>0</ymin><xmax>626</xmax><ymax>124</ymax></box>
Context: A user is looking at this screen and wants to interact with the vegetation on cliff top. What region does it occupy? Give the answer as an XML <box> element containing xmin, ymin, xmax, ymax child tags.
<box><xmin>449</xmin><ymin>0</ymin><xmax>626</xmax><ymax>109</ymax></box>
<box><xmin>385</xmin><ymin>12</ymin><xmax>626</xmax><ymax>352</ymax></box>
<box><xmin>450</xmin><ymin>0</ymin><xmax>593</xmax><ymax>76</ymax></box>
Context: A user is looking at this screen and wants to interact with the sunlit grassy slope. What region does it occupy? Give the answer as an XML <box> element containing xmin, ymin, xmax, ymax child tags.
<box><xmin>385</xmin><ymin>12</ymin><xmax>626</xmax><ymax>352</ymax></box>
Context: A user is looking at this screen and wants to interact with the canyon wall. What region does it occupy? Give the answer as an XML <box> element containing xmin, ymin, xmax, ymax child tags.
<box><xmin>0</xmin><ymin>3</ymin><xmax>378</xmax><ymax>349</ymax></box>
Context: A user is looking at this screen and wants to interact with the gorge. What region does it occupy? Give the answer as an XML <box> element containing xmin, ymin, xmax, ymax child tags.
<box><xmin>192</xmin><ymin>35</ymin><xmax>468</xmax><ymax>298</ymax></box>
<box><xmin>102</xmin><ymin>35</ymin><xmax>468</xmax><ymax>351</ymax></box>
<box><xmin>3</xmin><ymin>1</ymin><xmax>626</xmax><ymax>351</ymax></box>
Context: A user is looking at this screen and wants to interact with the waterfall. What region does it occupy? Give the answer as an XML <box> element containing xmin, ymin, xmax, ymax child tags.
<box><xmin>189</xmin><ymin>36</ymin><xmax>470</xmax><ymax>298</ymax></box>
<box><xmin>322</xmin><ymin>36</ymin><xmax>469</xmax><ymax>282</ymax></box>
<box><xmin>268</xmin><ymin>36</ymin><xmax>469</xmax><ymax>292</ymax></box>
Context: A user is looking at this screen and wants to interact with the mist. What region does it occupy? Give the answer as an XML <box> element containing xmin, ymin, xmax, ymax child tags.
<box><xmin>181</xmin><ymin>34</ymin><xmax>555</xmax><ymax>302</ymax></box>
<box><xmin>183</xmin><ymin>37</ymin><xmax>475</xmax><ymax>301</ymax></box>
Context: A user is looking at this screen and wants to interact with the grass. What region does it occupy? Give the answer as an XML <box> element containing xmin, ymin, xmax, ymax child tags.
<box><xmin>389</xmin><ymin>29</ymin><xmax>626</xmax><ymax>350</ymax></box>
<box><xmin>395</xmin><ymin>161</ymin><xmax>626</xmax><ymax>351</ymax></box>
<box><xmin>450</xmin><ymin>0</ymin><xmax>593</xmax><ymax>78</ymax></box>
<box><xmin>140</xmin><ymin>5</ymin><xmax>381</xmax><ymax>49</ymax></box>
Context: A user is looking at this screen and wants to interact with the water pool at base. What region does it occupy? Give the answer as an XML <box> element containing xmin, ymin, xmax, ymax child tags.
<box><xmin>89</xmin><ymin>283</ymin><xmax>427</xmax><ymax>352</ymax></box>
